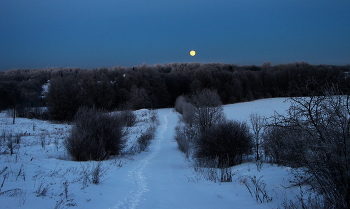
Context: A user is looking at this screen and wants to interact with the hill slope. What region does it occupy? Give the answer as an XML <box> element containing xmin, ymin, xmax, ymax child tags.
<box><xmin>0</xmin><ymin>98</ymin><xmax>308</xmax><ymax>209</ymax></box>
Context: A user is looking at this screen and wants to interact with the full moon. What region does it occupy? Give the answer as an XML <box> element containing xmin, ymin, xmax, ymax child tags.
<box><xmin>190</xmin><ymin>50</ymin><xmax>196</xmax><ymax>56</ymax></box>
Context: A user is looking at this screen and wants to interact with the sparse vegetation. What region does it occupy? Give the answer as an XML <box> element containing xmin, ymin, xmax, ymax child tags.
<box><xmin>195</xmin><ymin>120</ymin><xmax>253</xmax><ymax>168</ymax></box>
<box><xmin>0</xmin><ymin>63</ymin><xmax>349</xmax><ymax>208</ymax></box>
<box><xmin>120</xmin><ymin>110</ymin><xmax>137</xmax><ymax>127</ymax></box>
<box><xmin>264</xmin><ymin>84</ymin><xmax>350</xmax><ymax>208</ymax></box>
<box><xmin>64</xmin><ymin>107</ymin><xmax>126</xmax><ymax>161</ymax></box>
<box><xmin>174</xmin><ymin>89</ymin><xmax>252</xmax><ymax>168</ymax></box>
<box><xmin>240</xmin><ymin>175</ymin><xmax>272</xmax><ymax>203</ymax></box>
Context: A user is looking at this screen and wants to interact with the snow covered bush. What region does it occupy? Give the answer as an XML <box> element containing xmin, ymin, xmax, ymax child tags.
<box><xmin>267</xmin><ymin>84</ymin><xmax>350</xmax><ymax>208</ymax></box>
<box><xmin>120</xmin><ymin>110</ymin><xmax>137</xmax><ymax>127</ymax></box>
<box><xmin>174</xmin><ymin>124</ymin><xmax>198</xmax><ymax>159</ymax></box>
<box><xmin>174</xmin><ymin>89</ymin><xmax>226</xmax><ymax>161</ymax></box>
<box><xmin>262</xmin><ymin>126</ymin><xmax>307</xmax><ymax>167</ymax></box>
<box><xmin>190</xmin><ymin>89</ymin><xmax>225</xmax><ymax>132</ymax></box>
<box><xmin>135</xmin><ymin>125</ymin><xmax>157</xmax><ymax>153</ymax></box>
<box><xmin>64</xmin><ymin>107</ymin><xmax>125</xmax><ymax>161</ymax></box>
<box><xmin>240</xmin><ymin>175</ymin><xmax>272</xmax><ymax>203</ymax></box>
<box><xmin>195</xmin><ymin>120</ymin><xmax>253</xmax><ymax>168</ymax></box>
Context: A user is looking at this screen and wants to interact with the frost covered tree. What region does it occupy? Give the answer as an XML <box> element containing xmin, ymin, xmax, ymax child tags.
<box><xmin>249</xmin><ymin>113</ymin><xmax>266</xmax><ymax>161</ymax></box>
<box><xmin>195</xmin><ymin>120</ymin><xmax>253</xmax><ymax>168</ymax></box>
<box><xmin>266</xmin><ymin>84</ymin><xmax>350</xmax><ymax>208</ymax></box>
<box><xmin>190</xmin><ymin>89</ymin><xmax>225</xmax><ymax>132</ymax></box>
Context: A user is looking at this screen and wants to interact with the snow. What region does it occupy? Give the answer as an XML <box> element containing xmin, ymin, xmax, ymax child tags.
<box><xmin>0</xmin><ymin>98</ymin><xmax>308</xmax><ymax>208</ymax></box>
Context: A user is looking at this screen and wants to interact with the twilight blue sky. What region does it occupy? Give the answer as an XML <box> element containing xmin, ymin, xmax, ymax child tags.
<box><xmin>1</xmin><ymin>0</ymin><xmax>350</xmax><ymax>71</ymax></box>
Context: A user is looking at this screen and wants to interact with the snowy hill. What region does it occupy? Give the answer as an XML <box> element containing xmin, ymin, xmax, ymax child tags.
<box><xmin>0</xmin><ymin>98</ymin><xmax>308</xmax><ymax>209</ymax></box>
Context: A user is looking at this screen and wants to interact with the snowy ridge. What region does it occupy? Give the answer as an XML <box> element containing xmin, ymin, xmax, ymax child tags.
<box><xmin>114</xmin><ymin>110</ymin><xmax>170</xmax><ymax>209</ymax></box>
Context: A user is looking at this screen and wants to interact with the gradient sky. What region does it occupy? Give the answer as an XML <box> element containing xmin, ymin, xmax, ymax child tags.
<box><xmin>1</xmin><ymin>0</ymin><xmax>350</xmax><ymax>71</ymax></box>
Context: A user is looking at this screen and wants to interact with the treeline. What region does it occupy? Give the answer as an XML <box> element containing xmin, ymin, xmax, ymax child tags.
<box><xmin>0</xmin><ymin>62</ymin><xmax>349</xmax><ymax>121</ymax></box>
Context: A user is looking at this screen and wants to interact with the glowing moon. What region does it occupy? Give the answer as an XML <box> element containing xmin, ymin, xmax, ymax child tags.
<box><xmin>190</xmin><ymin>50</ymin><xmax>196</xmax><ymax>56</ymax></box>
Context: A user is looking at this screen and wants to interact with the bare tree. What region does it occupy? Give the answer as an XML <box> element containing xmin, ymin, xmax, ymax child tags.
<box><xmin>195</xmin><ymin>120</ymin><xmax>253</xmax><ymax>168</ymax></box>
<box><xmin>267</xmin><ymin>84</ymin><xmax>350</xmax><ymax>208</ymax></box>
<box><xmin>249</xmin><ymin>113</ymin><xmax>266</xmax><ymax>161</ymax></box>
<box><xmin>190</xmin><ymin>89</ymin><xmax>225</xmax><ymax>132</ymax></box>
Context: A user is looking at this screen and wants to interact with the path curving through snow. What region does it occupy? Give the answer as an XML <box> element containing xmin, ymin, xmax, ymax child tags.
<box><xmin>0</xmin><ymin>99</ymin><xmax>298</xmax><ymax>209</ymax></box>
<box><xmin>114</xmin><ymin>109</ymin><xmax>171</xmax><ymax>209</ymax></box>
<box><xmin>113</xmin><ymin>108</ymin><xmax>246</xmax><ymax>209</ymax></box>
<box><xmin>111</xmin><ymin>103</ymin><xmax>293</xmax><ymax>209</ymax></box>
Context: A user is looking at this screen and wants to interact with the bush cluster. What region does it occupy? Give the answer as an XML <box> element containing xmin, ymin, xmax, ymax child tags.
<box><xmin>262</xmin><ymin>126</ymin><xmax>307</xmax><ymax>167</ymax></box>
<box><xmin>263</xmin><ymin>90</ymin><xmax>350</xmax><ymax>208</ymax></box>
<box><xmin>64</xmin><ymin>107</ymin><xmax>125</xmax><ymax>161</ymax></box>
<box><xmin>135</xmin><ymin>125</ymin><xmax>157</xmax><ymax>153</ymax></box>
<box><xmin>119</xmin><ymin>110</ymin><xmax>137</xmax><ymax>127</ymax></box>
<box><xmin>174</xmin><ymin>89</ymin><xmax>253</xmax><ymax>168</ymax></box>
<box><xmin>195</xmin><ymin>121</ymin><xmax>253</xmax><ymax>168</ymax></box>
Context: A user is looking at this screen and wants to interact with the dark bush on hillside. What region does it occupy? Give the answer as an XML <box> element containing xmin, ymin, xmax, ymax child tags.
<box><xmin>266</xmin><ymin>86</ymin><xmax>350</xmax><ymax>208</ymax></box>
<box><xmin>65</xmin><ymin>107</ymin><xmax>125</xmax><ymax>161</ymax></box>
<box><xmin>262</xmin><ymin>126</ymin><xmax>307</xmax><ymax>167</ymax></box>
<box><xmin>119</xmin><ymin>110</ymin><xmax>137</xmax><ymax>127</ymax></box>
<box><xmin>174</xmin><ymin>124</ymin><xmax>198</xmax><ymax>159</ymax></box>
<box><xmin>136</xmin><ymin>125</ymin><xmax>157</xmax><ymax>153</ymax></box>
<box><xmin>195</xmin><ymin>120</ymin><xmax>253</xmax><ymax>168</ymax></box>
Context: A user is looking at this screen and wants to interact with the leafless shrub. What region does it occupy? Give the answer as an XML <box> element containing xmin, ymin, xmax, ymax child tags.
<box><xmin>34</xmin><ymin>180</ymin><xmax>49</xmax><ymax>197</ymax></box>
<box><xmin>195</xmin><ymin>120</ymin><xmax>253</xmax><ymax>168</ymax></box>
<box><xmin>14</xmin><ymin>133</ymin><xmax>23</xmax><ymax>144</ymax></box>
<box><xmin>64</xmin><ymin>107</ymin><xmax>125</xmax><ymax>161</ymax></box>
<box><xmin>192</xmin><ymin>159</ymin><xmax>234</xmax><ymax>183</ymax></box>
<box><xmin>39</xmin><ymin>131</ymin><xmax>48</xmax><ymax>149</ymax></box>
<box><xmin>279</xmin><ymin>187</ymin><xmax>324</xmax><ymax>209</ymax></box>
<box><xmin>249</xmin><ymin>113</ymin><xmax>266</xmax><ymax>161</ymax></box>
<box><xmin>190</xmin><ymin>89</ymin><xmax>225</xmax><ymax>132</ymax></box>
<box><xmin>193</xmin><ymin>162</ymin><xmax>219</xmax><ymax>182</ymax></box>
<box><xmin>0</xmin><ymin>188</ymin><xmax>27</xmax><ymax>206</ymax></box>
<box><xmin>16</xmin><ymin>189</ymin><xmax>27</xmax><ymax>206</ymax></box>
<box><xmin>63</xmin><ymin>180</ymin><xmax>69</xmax><ymax>199</ymax></box>
<box><xmin>255</xmin><ymin>160</ymin><xmax>263</xmax><ymax>172</ymax></box>
<box><xmin>262</xmin><ymin>126</ymin><xmax>307</xmax><ymax>167</ymax></box>
<box><xmin>75</xmin><ymin>162</ymin><xmax>107</xmax><ymax>187</ymax></box>
<box><xmin>1</xmin><ymin>173</ymin><xmax>9</xmax><ymax>192</ymax></box>
<box><xmin>120</xmin><ymin>110</ymin><xmax>137</xmax><ymax>127</ymax></box>
<box><xmin>6</xmin><ymin>132</ymin><xmax>14</xmax><ymax>155</ymax></box>
<box><xmin>240</xmin><ymin>175</ymin><xmax>272</xmax><ymax>203</ymax></box>
<box><xmin>0</xmin><ymin>166</ymin><xmax>8</xmax><ymax>176</ymax></box>
<box><xmin>180</xmin><ymin>103</ymin><xmax>196</xmax><ymax>125</ymax></box>
<box><xmin>174</xmin><ymin>95</ymin><xmax>187</xmax><ymax>114</ymax></box>
<box><xmin>0</xmin><ymin>130</ymin><xmax>4</xmax><ymax>146</ymax></box>
<box><xmin>54</xmin><ymin>198</ymin><xmax>65</xmax><ymax>209</ymax></box>
<box><xmin>15</xmin><ymin>164</ymin><xmax>25</xmax><ymax>181</ymax></box>
<box><xmin>219</xmin><ymin>167</ymin><xmax>233</xmax><ymax>182</ymax></box>
<box><xmin>149</xmin><ymin>110</ymin><xmax>159</xmax><ymax>125</ymax></box>
<box><xmin>77</xmin><ymin>164</ymin><xmax>90</xmax><ymax>189</ymax></box>
<box><xmin>267</xmin><ymin>83</ymin><xmax>350</xmax><ymax>208</ymax></box>
<box><xmin>92</xmin><ymin>162</ymin><xmax>106</xmax><ymax>185</ymax></box>
<box><xmin>174</xmin><ymin>124</ymin><xmax>197</xmax><ymax>160</ymax></box>
<box><xmin>133</xmin><ymin>125</ymin><xmax>157</xmax><ymax>153</ymax></box>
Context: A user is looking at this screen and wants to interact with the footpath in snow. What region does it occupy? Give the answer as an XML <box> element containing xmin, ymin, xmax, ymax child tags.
<box><xmin>112</xmin><ymin>104</ymin><xmax>294</xmax><ymax>209</ymax></box>
<box><xmin>114</xmin><ymin>109</ymin><xmax>241</xmax><ymax>209</ymax></box>
<box><xmin>0</xmin><ymin>98</ymin><xmax>302</xmax><ymax>209</ymax></box>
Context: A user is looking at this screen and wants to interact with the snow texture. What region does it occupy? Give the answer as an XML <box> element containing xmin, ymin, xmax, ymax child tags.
<box><xmin>0</xmin><ymin>98</ymin><xmax>310</xmax><ymax>209</ymax></box>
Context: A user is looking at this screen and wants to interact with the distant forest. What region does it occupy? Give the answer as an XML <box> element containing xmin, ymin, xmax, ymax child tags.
<box><xmin>0</xmin><ymin>62</ymin><xmax>349</xmax><ymax>121</ymax></box>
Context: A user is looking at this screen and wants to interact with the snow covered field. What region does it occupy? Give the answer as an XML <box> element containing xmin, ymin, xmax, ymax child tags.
<box><xmin>0</xmin><ymin>98</ymin><xmax>308</xmax><ymax>209</ymax></box>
